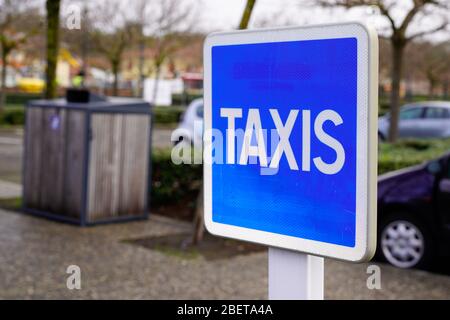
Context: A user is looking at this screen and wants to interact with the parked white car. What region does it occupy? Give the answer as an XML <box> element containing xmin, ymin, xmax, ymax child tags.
<box><xmin>172</xmin><ymin>98</ymin><xmax>203</xmax><ymax>146</ymax></box>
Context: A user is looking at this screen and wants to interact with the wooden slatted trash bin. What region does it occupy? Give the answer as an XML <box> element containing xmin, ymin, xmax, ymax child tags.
<box><xmin>23</xmin><ymin>95</ymin><xmax>152</xmax><ymax>225</ymax></box>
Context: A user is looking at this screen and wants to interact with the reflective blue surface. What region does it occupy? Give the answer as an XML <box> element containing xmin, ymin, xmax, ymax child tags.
<box><xmin>211</xmin><ymin>38</ymin><xmax>358</xmax><ymax>247</ymax></box>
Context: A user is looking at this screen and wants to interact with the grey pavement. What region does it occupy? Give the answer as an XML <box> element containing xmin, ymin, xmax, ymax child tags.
<box><xmin>0</xmin><ymin>208</ymin><xmax>266</xmax><ymax>299</ymax></box>
<box><xmin>0</xmin><ymin>208</ymin><xmax>449</xmax><ymax>299</ymax></box>
<box><xmin>0</xmin><ymin>128</ymin><xmax>23</xmax><ymax>184</ymax></box>
<box><xmin>0</xmin><ymin>179</ymin><xmax>22</xmax><ymax>199</ymax></box>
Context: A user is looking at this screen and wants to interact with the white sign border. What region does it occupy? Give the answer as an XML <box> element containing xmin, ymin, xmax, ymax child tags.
<box><xmin>203</xmin><ymin>22</ymin><xmax>378</xmax><ymax>262</ymax></box>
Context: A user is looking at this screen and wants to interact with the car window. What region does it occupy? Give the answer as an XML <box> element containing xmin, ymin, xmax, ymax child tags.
<box><xmin>196</xmin><ymin>105</ymin><xmax>204</xmax><ymax>118</ymax></box>
<box><xmin>399</xmin><ymin>107</ymin><xmax>424</xmax><ymax>120</ymax></box>
<box><xmin>424</xmin><ymin>107</ymin><xmax>448</xmax><ymax>119</ymax></box>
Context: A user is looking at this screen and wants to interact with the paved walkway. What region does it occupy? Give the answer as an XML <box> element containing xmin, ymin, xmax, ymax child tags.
<box><xmin>0</xmin><ymin>208</ymin><xmax>449</xmax><ymax>299</ymax></box>
<box><xmin>0</xmin><ymin>209</ymin><xmax>266</xmax><ymax>299</ymax></box>
<box><xmin>0</xmin><ymin>179</ymin><xmax>22</xmax><ymax>199</ymax></box>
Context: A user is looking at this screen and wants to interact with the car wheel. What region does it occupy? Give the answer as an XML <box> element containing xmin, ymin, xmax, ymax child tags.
<box><xmin>378</xmin><ymin>213</ymin><xmax>434</xmax><ymax>269</ymax></box>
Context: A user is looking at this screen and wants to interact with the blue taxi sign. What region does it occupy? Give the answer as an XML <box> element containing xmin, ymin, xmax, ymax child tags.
<box><xmin>203</xmin><ymin>22</ymin><xmax>378</xmax><ymax>262</ymax></box>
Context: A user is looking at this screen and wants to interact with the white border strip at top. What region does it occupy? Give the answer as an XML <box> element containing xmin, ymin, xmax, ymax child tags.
<box><xmin>203</xmin><ymin>22</ymin><xmax>378</xmax><ymax>262</ymax></box>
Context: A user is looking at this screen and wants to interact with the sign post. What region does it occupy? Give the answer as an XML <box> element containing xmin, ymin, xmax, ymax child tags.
<box><xmin>203</xmin><ymin>22</ymin><xmax>378</xmax><ymax>300</ymax></box>
<box><xmin>269</xmin><ymin>248</ymin><xmax>324</xmax><ymax>300</ymax></box>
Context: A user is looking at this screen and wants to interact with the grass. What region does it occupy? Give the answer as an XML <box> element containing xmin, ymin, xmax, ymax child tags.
<box><xmin>154</xmin><ymin>244</ymin><xmax>201</xmax><ymax>260</ymax></box>
<box><xmin>0</xmin><ymin>197</ymin><xmax>22</xmax><ymax>211</ymax></box>
<box><xmin>4</xmin><ymin>104</ymin><xmax>24</xmax><ymax>109</ymax></box>
<box><xmin>378</xmin><ymin>138</ymin><xmax>450</xmax><ymax>174</ymax></box>
<box><xmin>153</xmin><ymin>122</ymin><xmax>178</xmax><ymax>130</ymax></box>
<box><xmin>124</xmin><ymin>233</ymin><xmax>265</xmax><ymax>261</ymax></box>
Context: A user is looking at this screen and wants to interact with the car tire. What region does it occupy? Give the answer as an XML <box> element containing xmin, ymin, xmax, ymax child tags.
<box><xmin>377</xmin><ymin>213</ymin><xmax>434</xmax><ymax>270</ymax></box>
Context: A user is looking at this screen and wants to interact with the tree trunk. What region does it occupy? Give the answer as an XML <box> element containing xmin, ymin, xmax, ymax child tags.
<box><xmin>0</xmin><ymin>49</ymin><xmax>8</xmax><ymax>114</ymax></box>
<box><xmin>80</xmin><ymin>6</ymin><xmax>88</xmax><ymax>86</ymax></box>
<box><xmin>387</xmin><ymin>43</ymin><xmax>405</xmax><ymax>143</ymax></box>
<box><xmin>138</xmin><ymin>34</ymin><xmax>145</xmax><ymax>97</ymax></box>
<box><xmin>151</xmin><ymin>64</ymin><xmax>161</xmax><ymax>105</ymax></box>
<box><xmin>428</xmin><ymin>80</ymin><xmax>435</xmax><ymax>99</ymax></box>
<box><xmin>45</xmin><ymin>0</ymin><xmax>61</xmax><ymax>99</ymax></box>
<box><xmin>443</xmin><ymin>78</ymin><xmax>449</xmax><ymax>100</ymax></box>
<box><xmin>238</xmin><ymin>0</ymin><xmax>256</xmax><ymax>29</ymax></box>
<box><xmin>192</xmin><ymin>184</ymin><xmax>204</xmax><ymax>245</ymax></box>
<box><xmin>112</xmin><ymin>60</ymin><xmax>119</xmax><ymax>96</ymax></box>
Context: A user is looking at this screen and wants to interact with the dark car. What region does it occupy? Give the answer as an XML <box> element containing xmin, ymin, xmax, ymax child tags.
<box><xmin>377</xmin><ymin>154</ymin><xmax>450</xmax><ymax>269</ymax></box>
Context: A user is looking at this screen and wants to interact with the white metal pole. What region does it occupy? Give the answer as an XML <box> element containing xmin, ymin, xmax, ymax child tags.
<box><xmin>268</xmin><ymin>247</ymin><xmax>324</xmax><ymax>300</ymax></box>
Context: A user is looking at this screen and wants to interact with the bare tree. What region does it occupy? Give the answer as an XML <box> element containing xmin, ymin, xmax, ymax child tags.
<box><xmin>422</xmin><ymin>41</ymin><xmax>450</xmax><ymax>98</ymax></box>
<box><xmin>0</xmin><ymin>0</ymin><xmax>40</xmax><ymax>111</ymax></box>
<box><xmin>136</xmin><ymin>0</ymin><xmax>196</xmax><ymax>104</ymax></box>
<box><xmin>146</xmin><ymin>0</ymin><xmax>200</xmax><ymax>244</ymax></box>
<box><xmin>191</xmin><ymin>0</ymin><xmax>259</xmax><ymax>246</ymax></box>
<box><xmin>133</xmin><ymin>0</ymin><xmax>148</xmax><ymax>97</ymax></box>
<box><xmin>316</xmin><ymin>0</ymin><xmax>449</xmax><ymax>142</ymax></box>
<box><xmin>90</xmin><ymin>0</ymin><xmax>134</xmax><ymax>96</ymax></box>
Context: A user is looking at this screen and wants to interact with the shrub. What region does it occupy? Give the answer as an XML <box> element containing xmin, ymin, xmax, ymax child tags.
<box><xmin>153</xmin><ymin>106</ymin><xmax>185</xmax><ymax>125</ymax></box>
<box><xmin>0</xmin><ymin>107</ymin><xmax>25</xmax><ymax>126</ymax></box>
<box><xmin>150</xmin><ymin>139</ymin><xmax>450</xmax><ymax>205</ymax></box>
<box><xmin>378</xmin><ymin>139</ymin><xmax>450</xmax><ymax>175</ymax></box>
<box><xmin>151</xmin><ymin>148</ymin><xmax>202</xmax><ymax>206</ymax></box>
<box><xmin>5</xmin><ymin>93</ymin><xmax>42</xmax><ymax>105</ymax></box>
<box><xmin>172</xmin><ymin>93</ymin><xmax>202</xmax><ymax>106</ymax></box>
<box><xmin>0</xmin><ymin>105</ymin><xmax>185</xmax><ymax>127</ymax></box>
<box><xmin>379</xmin><ymin>102</ymin><xmax>390</xmax><ymax>116</ymax></box>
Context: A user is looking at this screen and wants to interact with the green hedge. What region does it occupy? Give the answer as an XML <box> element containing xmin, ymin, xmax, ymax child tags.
<box><xmin>5</xmin><ymin>93</ymin><xmax>42</xmax><ymax>105</ymax></box>
<box><xmin>0</xmin><ymin>107</ymin><xmax>25</xmax><ymax>126</ymax></box>
<box><xmin>153</xmin><ymin>106</ymin><xmax>185</xmax><ymax>124</ymax></box>
<box><xmin>379</xmin><ymin>102</ymin><xmax>390</xmax><ymax>116</ymax></box>
<box><xmin>172</xmin><ymin>93</ymin><xmax>202</xmax><ymax>106</ymax></box>
<box><xmin>378</xmin><ymin>139</ymin><xmax>450</xmax><ymax>174</ymax></box>
<box><xmin>0</xmin><ymin>105</ymin><xmax>185</xmax><ymax>127</ymax></box>
<box><xmin>151</xmin><ymin>148</ymin><xmax>202</xmax><ymax>205</ymax></box>
<box><xmin>150</xmin><ymin>139</ymin><xmax>450</xmax><ymax>205</ymax></box>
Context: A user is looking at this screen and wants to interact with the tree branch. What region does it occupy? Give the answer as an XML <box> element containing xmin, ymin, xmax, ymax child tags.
<box><xmin>407</xmin><ymin>20</ymin><xmax>448</xmax><ymax>40</ymax></box>
<box><xmin>315</xmin><ymin>0</ymin><xmax>398</xmax><ymax>31</ymax></box>
<box><xmin>398</xmin><ymin>0</ymin><xmax>425</xmax><ymax>34</ymax></box>
<box><xmin>374</xmin><ymin>0</ymin><xmax>397</xmax><ymax>31</ymax></box>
